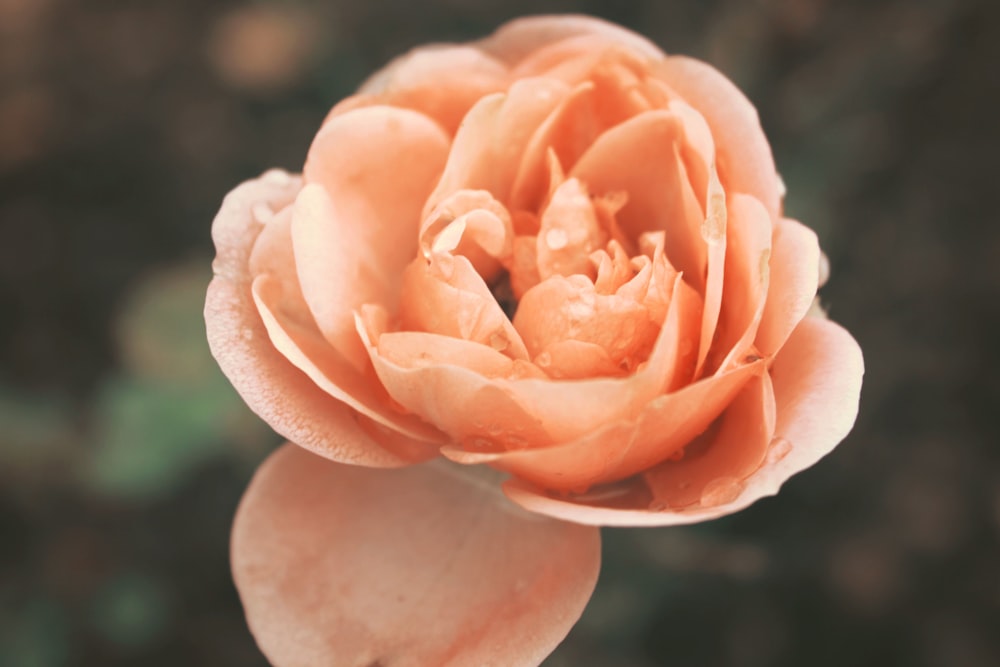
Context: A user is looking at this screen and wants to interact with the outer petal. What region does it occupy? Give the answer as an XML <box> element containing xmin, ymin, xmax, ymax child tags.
<box><xmin>297</xmin><ymin>105</ymin><xmax>450</xmax><ymax>363</ymax></box>
<box><xmin>463</xmin><ymin>357</ymin><xmax>764</xmax><ymax>491</ymax></box>
<box><xmin>653</xmin><ymin>56</ymin><xmax>782</xmax><ymax>219</ymax></box>
<box><xmin>357</xmin><ymin>46</ymin><xmax>509</xmax><ymax>134</ymax></box>
<box><xmin>477</xmin><ymin>14</ymin><xmax>664</xmax><ymax>66</ymax></box>
<box><xmin>206</xmin><ymin>171</ymin><xmax>425</xmax><ymax>467</ymax></box>
<box><xmin>233</xmin><ymin>444</ymin><xmax>601</xmax><ymax>667</ymax></box>
<box><xmin>503</xmin><ymin>316</ymin><xmax>863</xmax><ymax>526</ymax></box>
<box><xmin>755</xmin><ymin>217</ymin><xmax>821</xmax><ymax>357</ymax></box>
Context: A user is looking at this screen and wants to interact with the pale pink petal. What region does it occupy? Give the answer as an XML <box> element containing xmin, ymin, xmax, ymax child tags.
<box><xmin>653</xmin><ymin>56</ymin><xmax>782</xmax><ymax>219</ymax></box>
<box><xmin>233</xmin><ymin>444</ymin><xmax>601</xmax><ymax>667</ymax></box>
<box><xmin>357</xmin><ymin>46</ymin><xmax>509</xmax><ymax>134</ymax></box>
<box><xmin>477</xmin><ymin>14</ymin><xmax>664</xmax><ymax>66</ymax></box>
<box><xmin>206</xmin><ymin>171</ymin><xmax>434</xmax><ymax>466</ymax></box>
<box><xmin>755</xmin><ymin>218</ymin><xmax>821</xmax><ymax>357</ymax></box>
<box><xmin>502</xmin><ymin>317</ymin><xmax>862</xmax><ymax>525</ymax></box>
<box><xmin>570</xmin><ymin>109</ymin><xmax>707</xmax><ymax>290</ymax></box>
<box><xmin>296</xmin><ymin>106</ymin><xmax>449</xmax><ymax>361</ymax></box>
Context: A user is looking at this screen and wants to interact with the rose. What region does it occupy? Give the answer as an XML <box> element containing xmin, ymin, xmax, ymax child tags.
<box><xmin>206</xmin><ymin>15</ymin><xmax>863</xmax><ymax>666</ymax></box>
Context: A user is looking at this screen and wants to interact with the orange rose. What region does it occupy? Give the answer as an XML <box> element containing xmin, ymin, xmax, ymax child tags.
<box><xmin>206</xmin><ymin>15</ymin><xmax>863</xmax><ymax>666</ymax></box>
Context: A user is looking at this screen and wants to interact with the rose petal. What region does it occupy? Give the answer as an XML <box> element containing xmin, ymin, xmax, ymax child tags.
<box><xmin>478</xmin><ymin>14</ymin><xmax>664</xmax><ymax>66</ymax></box>
<box><xmin>423</xmin><ymin>78</ymin><xmax>570</xmax><ymax>218</ymax></box>
<box><xmin>508</xmin><ymin>82</ymin><xmax>602</xmax><ymax>213</ymax></box>
<box><xmin>251</xmin><ymin>273</ymin><xmax>445</xmax><ymax>451</ymax></box>
<box><xmin>297</xmin><ymin>105</ymin><xmax>449</xmax><ymax>361</ymax></box>
<box><xmin>464</xmin><ymin>357</ymin><xmax>764</xmax><ymax>491</ymax></box>
<box><xmin>755</xmin><ymin>217</ymin><xmax>821</xmax><ymax>357</ymax></box>
<box><xmin>359</xmin><ymin>308</ymin><xmax>551</xmax><ymax>452</ymax></box>
<box><xmin>233</xmin><ymin>444</ymin><xmax>601</xmax><ymax>667</ymax></box>
<box><xmin>653</xmin><ymin>56</ymin><xmax>782</xmax><ymax>219</ymax></box>
<box><xmin>709</xmin><ymin>193</ymin><xmax>774</xmax><ymax>374</ymax></box>
<box><xmin>206</xmin><ymin>171</ymin><xmax>434</xmax><ymax>466</ymax></box>
<box><xmin>357</xmin><ymin>46</ymin><xmax>509</xmax><ymax>134</ymax></box>
<box><xmin>398</xmin><ymin>253</ymin><xmax>529</xmax><ymax>361</ymax></box>
<box><xmin>642</xmin><ymin>372</ymin><xmax>776</xmax><ymax>508</ymax></box>
<box><xmin>502</xmin><ymin>316</ymin><xmax>863</xmax><ymax>525</ymax></box>
<box><xmin>695</xmin><ymin>165</ymin><xmax>727</xmax><ymax>376</ymax></box>
<box><xmin>570</xmin><ymin>109</ymin><xmax>707</xmax><ymax>290</ymax></box>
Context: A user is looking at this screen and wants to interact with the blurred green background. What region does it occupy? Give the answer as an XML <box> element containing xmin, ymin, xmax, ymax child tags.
<box><xmin>1</xmin><ymin>0</ymin><xmax>998</xmax><ymax>665</ymax></box>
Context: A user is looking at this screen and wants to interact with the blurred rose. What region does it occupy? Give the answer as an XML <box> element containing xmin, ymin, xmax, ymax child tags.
<box><xmin>206</xmin><ymin>15</ymin><xmax>863</xmax><ymax>666</ymax></box>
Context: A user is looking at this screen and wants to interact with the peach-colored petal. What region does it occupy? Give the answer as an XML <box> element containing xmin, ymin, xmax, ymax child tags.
<box><xmin>398</xmin><ymin>253</ymin><xmax>529</xmax><ymax>361</ymax></box>
<box><xmin>357</xmin><ymin>46</ymin><xmax>509</xmax><ymax>134</ymax></box>
<box><xmin>477</xmin><ymin>14</ymin><xmax>664</xmax><ymax>66</ymax></box>
<box><xmin>423</xmin><ymin>78</ymin><xmax>570</xmax><ymax>218</ymax></box>
<box><xmin>755</xmin><ymin>217</ymin><xmax>821</xmax><ymax>357</ymax></box>
<box><xmin>376</xmin><ymin>330</ymin><xmax>535</xmax><ymax>380</ymax></box>
<box><xmin>233</xmin><ymin>444</ymin><xmax>601</xmax><ymax>667</ymax></box>
<box><xmin>653</xmin><ymin>56</ymin><xmax>782</xmax><ymax>219</ymax></box>
<box><xmin>511</xmin><ymin>39</ymin><xmax>655</xmax><ymax>126</ymax></box>
<box><xmin>206</xmin><ymin>171</ymin><xmax>434</xmax><ymax>466</ymax></box>
<box><xmin>478</xmin><ymin>357</ymin><xmax>763</xmax><ymax>491</ymax></box>
<box><xmin>642</xmin><ymin>372</ymin><xmax>776</xmax><ymax>508</ymax></box>
<box><xmin>418</xmin><ymin>189</ymin><xmax>514</xmax><ymax>282</ymax></box>
<box><xmin>490</xmin><ymin>273</ymin><xmax>699</xmax><ymax>444</ymax></box>
<box><xmin>251</xmin><ymin>273</ymin><xmax>445</xmax><ymax>451</ymax></box>
<box><xmin>708</xmin><ymin>193</ymin><xmax>774</xmax><ymax>374</ymax></box>
<box><xmin>514</xmin><ymin>274</ymin><xmax>652</xmax><ymax>371</ymax></box>
<box><xmin>570</xmin><ymin>109</ymin><xmax>707</xmax><ymax>290</ymax></box>
<box><xmin>502</xmin><ymin>317</ymin><xmax>862</xmax><ymax>525</ymax></box>
<box><xmin>535</xmin><ymin>178</ymin><xmax>607</xmax><ymax>280</ymax></box>
<box><xmin>296</xmin><ymin>106</ymin><xmax>449</xmax><ymax>363</ymax></box>
<box><xmin>695</xmin><ymin>165</ymin><xmax>727</xmax><ymax>376</ymax></box>
<box><xmin>359</xmin><ymin>310</ymin><xmax>551</xmax><ymax>452</ymax></box>
<box><xmin>507</xmin><ymin>81</ymin><xmax>605</xmax><ymax>213</ymax></box>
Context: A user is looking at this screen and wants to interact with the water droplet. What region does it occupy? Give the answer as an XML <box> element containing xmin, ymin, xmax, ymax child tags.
<box><xmin>487</xmin><ymin>422</ymin><xmax>503</xmax><ymax>436</ymax></box>
<box><xmin>699</xmin><ymin>476</ymin><xmax>745</xmax><ymax>507</ymax></box>
<box><xmin>545</xmin><ymin>228</ymin><xmax>569</xmax><ymax>250</ymax></box>
<box><xmin>488</xmin><ymin>331</ymin><xmax>509</xmax><ymax>351</ymax></box>
<box><xmin>504</xmin><ymin>434</ymin><xmax>528</xmax><ymax>449</ymax></box>
<box><xmin>766</xmin><ymin>437</ymin><xmax>792</xmax><ymax>464</ymax></box>
<box><xmin>466</xmin><ymin>437</ymin><xmax>493</xmax><ymax>450</ymax></box>
<box><xmin>535</xmin><ymin>351</ymin><xmax>552</xmax><ymax>367</ymax></box>
<box><xmin>241</xmin><ymin>328</ymin><xmax>254</xmax><ymax>341</ymax></box>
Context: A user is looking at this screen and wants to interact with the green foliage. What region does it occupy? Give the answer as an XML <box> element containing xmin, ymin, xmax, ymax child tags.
<box><xmin>83</xmin><ymin>260</ymin><xmax>271</xmax><ymax>500</ymax></box>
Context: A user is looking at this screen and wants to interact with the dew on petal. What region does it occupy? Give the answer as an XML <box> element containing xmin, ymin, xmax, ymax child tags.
<box><xmin>766</xmin><ymin>436</ymin><xmax>793</xmax><ymax>464</ymax></box>
<box><xmin>545</xmin><ymin>228</ymin><xmax>569</xmax><ymax>250</ymax></box>
<box><xmin>699</xmin><ymin>476</ymin><xmax>745</xmax><ymax>507</ymax></box>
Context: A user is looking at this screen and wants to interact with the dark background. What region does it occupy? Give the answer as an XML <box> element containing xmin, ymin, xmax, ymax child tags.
<box><xmin>2</xmin><ymin>0</ymin><xmax>998</xmax><ymax>665</ymax></box>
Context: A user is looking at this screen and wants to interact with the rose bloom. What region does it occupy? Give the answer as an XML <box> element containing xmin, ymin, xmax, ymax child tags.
<box><xmin>206</xmin><ymin>15</ymin><xmax>863</xmax><ymax>667</ymax></box>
